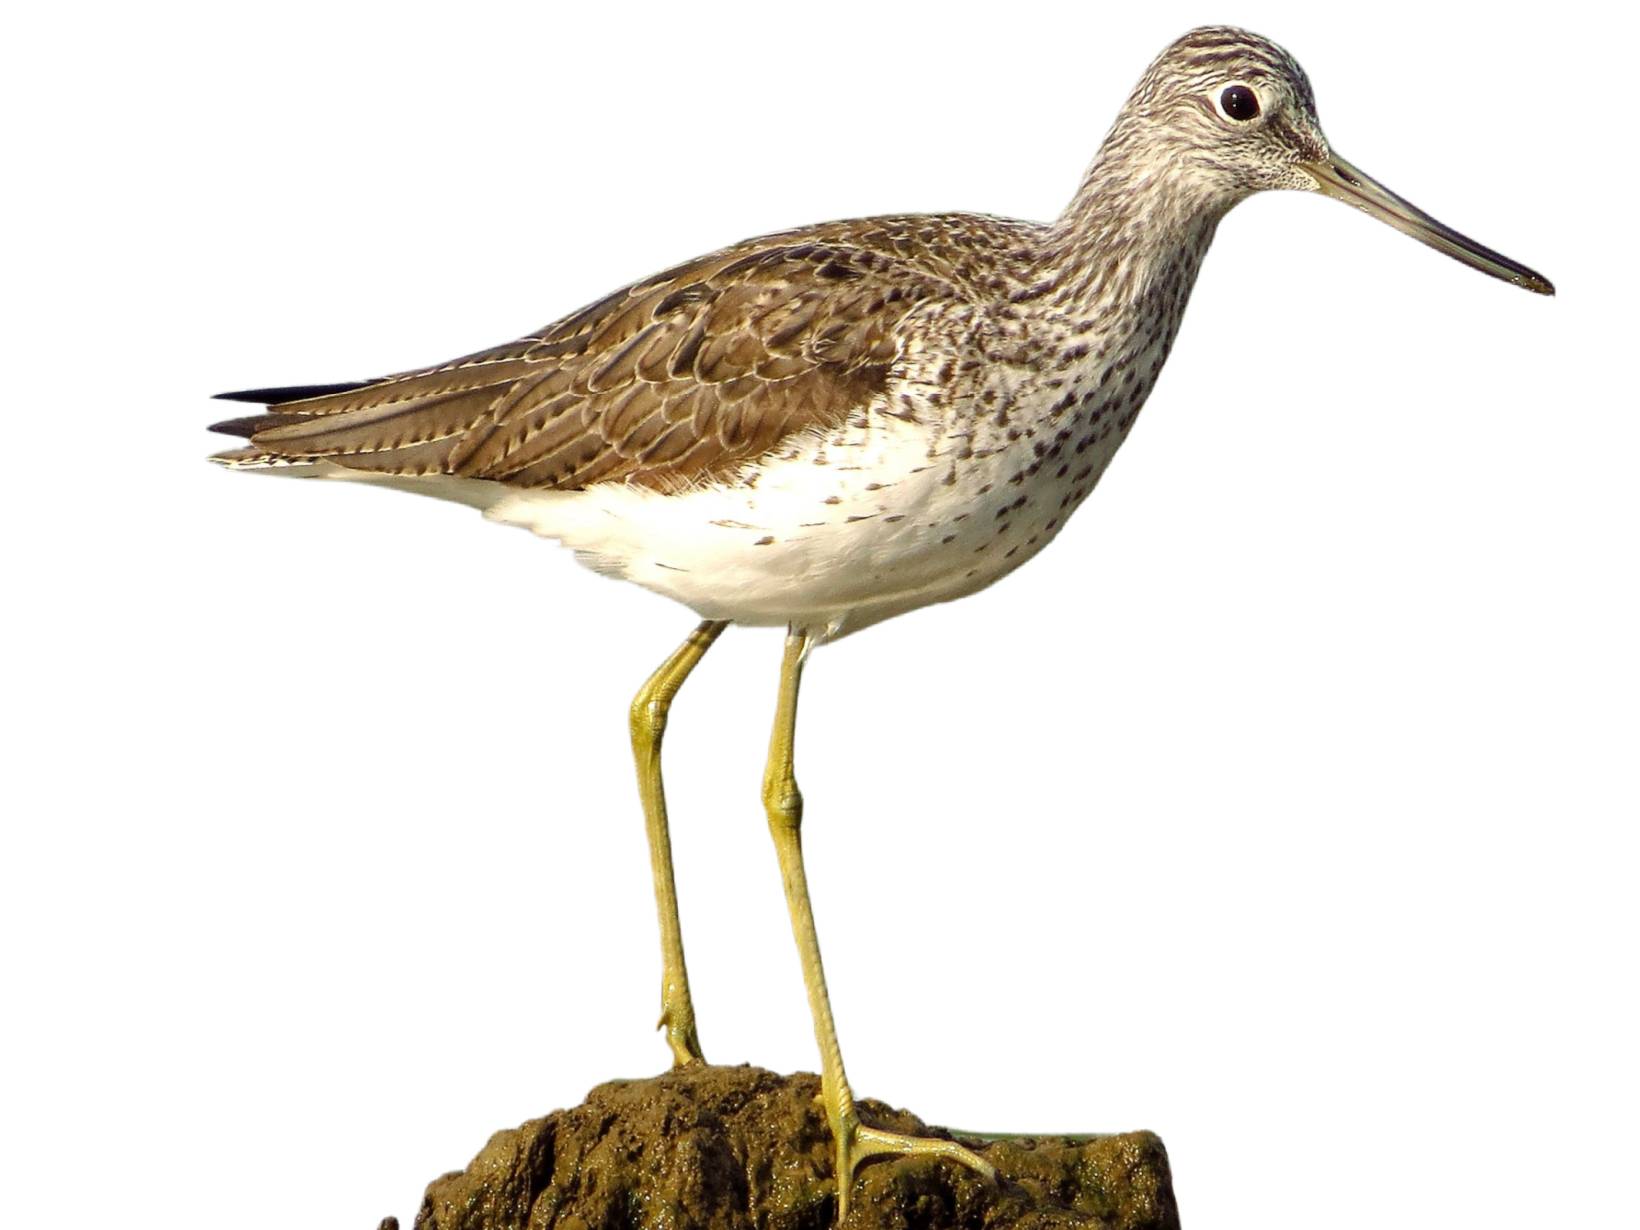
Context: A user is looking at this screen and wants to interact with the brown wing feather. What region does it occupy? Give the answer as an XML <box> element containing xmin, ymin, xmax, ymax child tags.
<box><xmin>222</xmin><ymin>237</ymin><xmax>954</xmax><ymax>491</ymax></box>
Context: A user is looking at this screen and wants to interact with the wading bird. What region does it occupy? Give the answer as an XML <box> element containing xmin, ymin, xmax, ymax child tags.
<box><xmin>210</xmin><ymin>26</ymin><xmax>1551</xmax><ymax>1218</ymax></box>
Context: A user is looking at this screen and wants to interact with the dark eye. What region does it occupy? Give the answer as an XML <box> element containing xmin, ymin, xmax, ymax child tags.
<box><xmin>1220</xmin><ymin>85</ymin><xmax>1260</xmax><ymax>121</ymax></box>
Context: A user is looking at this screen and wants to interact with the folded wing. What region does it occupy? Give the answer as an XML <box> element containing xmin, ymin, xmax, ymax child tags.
<box><xmin>211</xmin><ymin>239</ymin><xmax>952</xmax><ymax>492</ymax></box>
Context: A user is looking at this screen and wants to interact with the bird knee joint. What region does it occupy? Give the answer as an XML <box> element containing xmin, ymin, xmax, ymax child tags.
<box><xmin>629</xmin><ymin>693</ymin><xmax>671</xmax><ymax>740</ymax></box>
<box><xmin>763</xmin><ymin>776</ymin><xmax>803</xmax><ymax>830</ymax></box>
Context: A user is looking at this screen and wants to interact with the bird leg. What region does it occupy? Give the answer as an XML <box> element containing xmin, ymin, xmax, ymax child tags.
<box><xmin>761</xmin><ymin>629</ymin><xmax>996</xmax><ymax>1221</ymax></box>
<box><xmin>630</xmin><ymin>618</ymin><xmax>726</xmax><ymax>1067</ymax></box>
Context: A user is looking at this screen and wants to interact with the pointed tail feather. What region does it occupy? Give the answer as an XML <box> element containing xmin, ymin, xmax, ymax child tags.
<box><xmin>212</xmin><ymin>381</ymin><xmax>375</xmax><ymax>405</ymax></box>
<box><xmin>207</xmin><ymin>445</ymin><xmax>322</xmax><ymax>471</ymax></box>
<box><xmin>208</xmin><ymin>412</ymin><xmax>320</xmax><ymax>438</ymax></box>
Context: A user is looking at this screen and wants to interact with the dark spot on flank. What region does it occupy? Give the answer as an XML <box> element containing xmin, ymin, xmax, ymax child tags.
<box><xmin>753</xmin><ymin>536</ymin><xmax>775</xmax><ymax>546</ymax></box>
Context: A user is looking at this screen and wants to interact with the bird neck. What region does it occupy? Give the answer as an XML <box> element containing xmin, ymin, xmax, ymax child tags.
<box><xmin>1040</xmin><ymin>135</ymin><xmax>1234</xmax><ymax>321</ymax></box>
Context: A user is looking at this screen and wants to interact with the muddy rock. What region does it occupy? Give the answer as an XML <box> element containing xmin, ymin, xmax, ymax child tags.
<box><xmin>389</xmin><ymin>1065</ymin><xmax>1178</xmax><ymax>1230</ymax></box>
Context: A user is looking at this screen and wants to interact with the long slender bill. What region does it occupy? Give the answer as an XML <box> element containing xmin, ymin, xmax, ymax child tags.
<box><xmin>1301</xmin><ymin>153</ymin><xmax>1554</xmax><ymax>295</ymax></box>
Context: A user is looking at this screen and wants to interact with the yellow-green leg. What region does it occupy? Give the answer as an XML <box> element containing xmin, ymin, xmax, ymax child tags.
<box><xmin>630</xmin><ymin>618</ymin><xmax>726</xmax><ymax>1067</ymax></box>
<box><xmin>761</xmin><ymin>628</ymin><xmax>996</xmax><ymax>1221</ymax></box>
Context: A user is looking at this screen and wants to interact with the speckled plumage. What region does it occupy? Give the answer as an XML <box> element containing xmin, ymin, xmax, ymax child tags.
<box><xmin>212</xmin><ymin>27</ymin><xmax>1549</xmax><ymax>644</ymax></box>
<box><xmin>210</xmin><ymin>29</ymin><xmax>1335</xmax><ymax>639</ymax></box>
<box><xmin>208</xmin><ymin>28</ymin><xmax>1553</xmax><ymax>1214</ymax></box>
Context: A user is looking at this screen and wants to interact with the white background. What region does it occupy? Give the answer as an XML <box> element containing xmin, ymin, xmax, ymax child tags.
<box><xmin>4</xmin><ymin>3</ymin><xmax>1634</xmax><ymax>1229</ymax></box>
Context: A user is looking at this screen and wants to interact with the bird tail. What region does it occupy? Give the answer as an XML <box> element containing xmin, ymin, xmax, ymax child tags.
<box><xmin>206</xmin><ymin>379</ymin><xmax>510</xmax><ymax>513</ymax></box>
<box><xmin>207</xmin><ymin>381</ymin><xmax>378</xmax><ymax>471</ymax></box>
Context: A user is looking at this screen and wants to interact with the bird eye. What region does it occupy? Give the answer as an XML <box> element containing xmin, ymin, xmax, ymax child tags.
<box><xmin>1219</xmin><ymin>85</ymin><xmax>1260</xmax><ymax>121</ymax></box>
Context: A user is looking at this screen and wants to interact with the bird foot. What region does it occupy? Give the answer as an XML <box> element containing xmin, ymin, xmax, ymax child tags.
<box><xmin>832</xmin><ymin>1114</ymin><xmax>996</xmax><ymax>1221</ymax></box>
<box><xmin>656</xmin><ymin>1001</ymin><xmax>704</xmax><ymax>1068</ymax></box>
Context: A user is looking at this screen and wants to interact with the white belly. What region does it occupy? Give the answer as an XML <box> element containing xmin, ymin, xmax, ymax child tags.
<box><xmin>481</xmin><ymin>409</ymin><xmax>1127</xmax><ymax>640</ymax></box>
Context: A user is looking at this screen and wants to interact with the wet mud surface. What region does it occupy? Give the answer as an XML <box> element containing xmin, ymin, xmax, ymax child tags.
<box><xmin>384</xmin><ymin>1065</ymin><xmax>1178</xmax><ymax>1230</ymax></box>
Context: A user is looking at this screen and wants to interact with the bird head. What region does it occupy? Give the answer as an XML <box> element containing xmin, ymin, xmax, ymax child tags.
<box><xmin>1113</xmin><ymin>26</ymin><xmax>1553</xmax><ymax>294</ymax></box>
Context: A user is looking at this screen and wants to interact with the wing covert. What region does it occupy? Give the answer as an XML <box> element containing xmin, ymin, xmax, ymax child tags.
<box><xmin>215</xmin><ymin>239</ymin><xmax>954</xmax><ymax>491</ymax></box>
